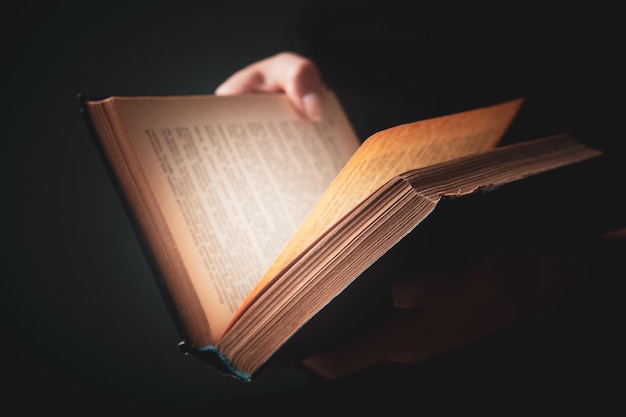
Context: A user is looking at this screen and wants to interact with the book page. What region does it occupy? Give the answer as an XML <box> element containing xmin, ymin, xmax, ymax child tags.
<box><xmin>109</xmin><ymin>92</ymin><xmax>359</xmax><ymax>342</ymax></box>
<box><xmin>231</xmin><ymin>98</ymin><xmax>524</xmax><ymax>324</ymax></box>
<box><xmin>217</xmin><ymin>133</ymin><xmax>601</xmax><ymax>376</ymax></box>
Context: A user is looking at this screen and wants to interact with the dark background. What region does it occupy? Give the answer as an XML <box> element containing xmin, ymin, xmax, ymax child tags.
<box><xmin>2</xmin><ymin>1</ymin><xmax>624</xmax><ymax>414</ymax></box>
<box><xmin>1</xmin><ymin>1</ymin><xmax>323</xmax><ymax>414</ymax></box>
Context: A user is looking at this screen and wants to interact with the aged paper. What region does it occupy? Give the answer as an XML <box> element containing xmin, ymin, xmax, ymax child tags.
<box><xmin>112</xmin><ymin>92</ymin><xmax>359</xmax><ymax>340</ymax></box>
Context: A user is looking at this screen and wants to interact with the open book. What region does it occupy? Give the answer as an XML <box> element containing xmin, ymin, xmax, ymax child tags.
<box><xmin>79</xmin><ymin>92</ymin><xmax>602</xmax><ymax>381</ymax></box>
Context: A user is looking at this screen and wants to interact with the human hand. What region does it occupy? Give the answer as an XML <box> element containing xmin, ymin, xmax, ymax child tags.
<box><xmin>215</xmin><ymin>52</ymin><xmax>325</xmax><ymax>121</ymax></box>
<box><xmin>303</xmin><ymin>248</ymin><xmax>581</xmax><ymax>379</ymax></box>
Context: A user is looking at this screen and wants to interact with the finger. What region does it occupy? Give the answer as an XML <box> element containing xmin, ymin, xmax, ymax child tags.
<box><xmin>276</xmin><ymin>54</ymin><xmax>325</xmax><ymax>121</ymax></box>
<box><xmin>374</xmin><ymin>308</ymin><xmax>480</xmax><ymax>364</ymax></box>
<box><xmin>304</xmin><ymin>274</ymin><xmax>523</xmax><ymax>379</ymax></box>
<box><xmin>301</xmin><ymin>310</ymin><xmax>442</xmax><ymax>379</ymax></box>
<box><xmin>302</xmin><ymin>328</ymin><xmax>387</xmax><ymax>380</ymax></box>
<box><xmin>214</xmin><ymin>69</ymin><xmax>270</xmax><ymax>95</ymax></box>
<box><xmin>215</xmin><ymin>52</ymin><xmax>325</xmax><ymax>121</ymax></box>
<box><xmin>391</xmin><ymin>270</ymin><xmax>456</xmax><ymax>309</ymax></box>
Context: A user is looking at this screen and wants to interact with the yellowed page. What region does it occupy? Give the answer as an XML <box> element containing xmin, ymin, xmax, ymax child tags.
<box><xmin>231</xmin><ymin>98</ymin><xmax>524</xmax><ymax>325</ymax></box>
<box><xmin>109</xmin><ymin>92</ymin><xmax>359</xmax><ymax>342</ymax></box>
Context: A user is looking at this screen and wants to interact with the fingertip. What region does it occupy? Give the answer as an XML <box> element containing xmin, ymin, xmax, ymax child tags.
<box><xmin>214</xmin><ymin>83</ymin><xmax>230</xmax><ymax>95</ymax></box>
<box><xmin>301</xmin><ymin>92</ymin><xmax>324</xmax><ymax>122</ymax></box>
<box><xmin>302</xmin><ymin>335</ymin><xmax>384</xmax><ymax>379</ymax></box>
<box><xmin>301</xmin><ymin>355</ymin><xmax>343</xmax><ymax>380</ymax></box>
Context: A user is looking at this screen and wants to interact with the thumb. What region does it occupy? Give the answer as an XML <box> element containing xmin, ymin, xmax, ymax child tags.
<box><xmin>302</xmin><ymin>333</ymin><xmax>386</xmax><ymax>380</ymax></box>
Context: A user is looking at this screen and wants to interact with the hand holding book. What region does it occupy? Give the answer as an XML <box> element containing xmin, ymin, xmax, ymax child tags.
<box><xmin>215</xmin><ymin>52</ymin><xmax>326</xmax><ymax>122</ymax></box>
<box><xmin>82</xmin><ymin>51</ymin><xmax>610</xmax><ymax>381</ymax></box>
<box><xmin>302</xmin><ymin>247</ymin><xmax>584</xmax><ymax>379</ymax></box>
<box><xmin>212</xmin><ymin>52</ymin><xmax>605</xmax><ymax>379</ymax></box>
